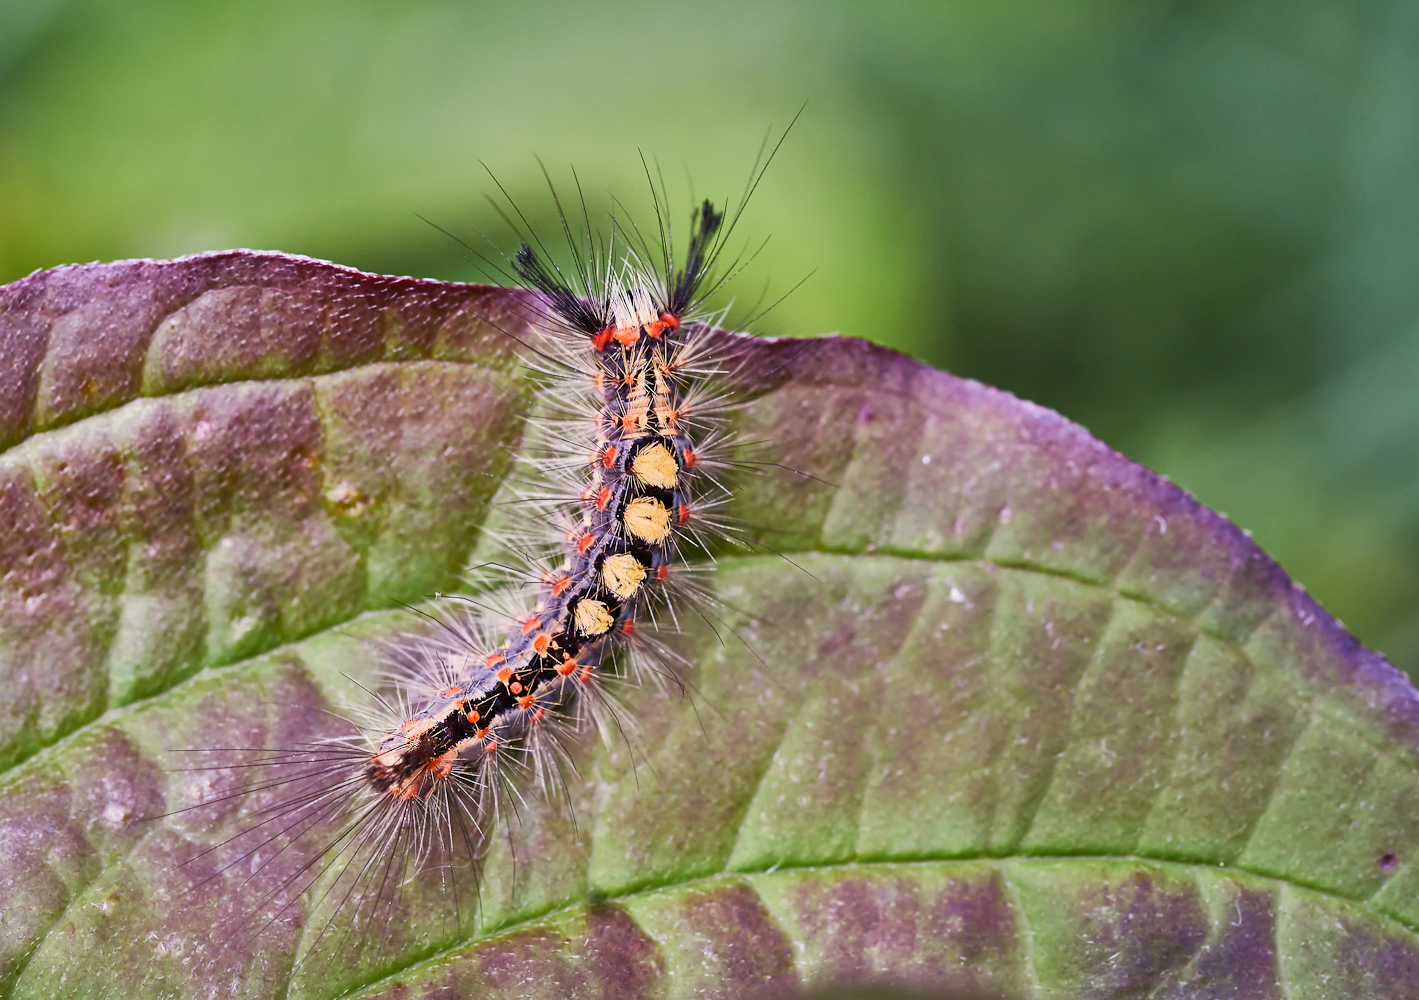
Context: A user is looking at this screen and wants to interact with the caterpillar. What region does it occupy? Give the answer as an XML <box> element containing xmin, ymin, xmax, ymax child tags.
<box><xmin>168</xmin><ymin>143</ymin><xmax>789</xmax><ymax>976</ymax></box>
<box><xmin>336</xmin><ymin>192</ymin><xmax>742</xmax><ymax>886</ymax></box>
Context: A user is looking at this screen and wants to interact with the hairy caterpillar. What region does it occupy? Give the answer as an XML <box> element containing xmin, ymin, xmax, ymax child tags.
<box><xmin>167</xmin><ymin>139</ymin><xmax>791</xmax><ymax>977</ymax></box>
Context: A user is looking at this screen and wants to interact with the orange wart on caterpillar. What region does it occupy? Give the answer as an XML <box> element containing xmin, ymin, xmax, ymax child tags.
<box><xmin>160</xmin><ymin>130</ymin><xmax>798</xmax><ymax>969</ymax></box>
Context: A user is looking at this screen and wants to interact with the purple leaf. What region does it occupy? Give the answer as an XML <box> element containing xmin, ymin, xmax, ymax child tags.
<box><xmin>2</xmin><ymin>251</ymin><xmax>1417</xmax><ymax>1000</ymax></box>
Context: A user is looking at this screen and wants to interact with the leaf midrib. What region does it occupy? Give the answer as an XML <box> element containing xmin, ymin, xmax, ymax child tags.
<box><xmin>336</xmin><ymin>856</ymin><xmax>1417</xmax><ymax>1000</ymax></box>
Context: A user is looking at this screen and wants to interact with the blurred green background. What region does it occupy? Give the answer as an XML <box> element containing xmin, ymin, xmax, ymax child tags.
<box><xmin>3</xmin><ymin>0</ymin><xmax>1418</xmax><ymax>677</ymax></box>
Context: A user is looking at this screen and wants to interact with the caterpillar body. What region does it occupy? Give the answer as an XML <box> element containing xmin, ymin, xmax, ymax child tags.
<box><xmin>359</xmin><ymin>199</ymin><xmax>733</xmax><ymax>828</ymax></box>
<box><xmin>172</xmin><ymin>169</ymin><xmax>773</xmax><ymax>973</ymax></box>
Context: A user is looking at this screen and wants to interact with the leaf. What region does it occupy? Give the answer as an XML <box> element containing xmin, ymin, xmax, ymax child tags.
<box><xmin>3</xmin><ymin>251</ymin><xmax>1419</xmax><ymax>999</ymax></box>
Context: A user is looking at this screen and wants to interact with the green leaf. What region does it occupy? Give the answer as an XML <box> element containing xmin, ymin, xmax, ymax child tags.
<box><xmin>3</xmin><ymin>251</ymin><xmax>1419</xmax><ymax>999</ymax></box>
